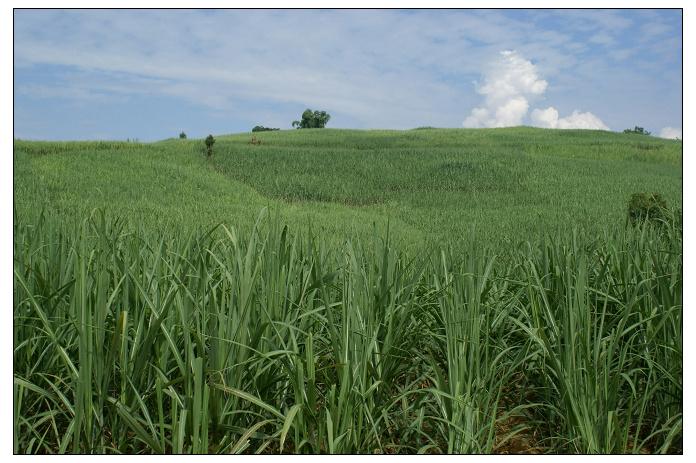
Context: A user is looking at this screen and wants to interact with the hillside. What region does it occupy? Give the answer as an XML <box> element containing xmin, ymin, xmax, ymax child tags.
<box><xmin>14</xmin><ymin>127</ymin><xmax>682</xmax><ymax>249</ymax></box>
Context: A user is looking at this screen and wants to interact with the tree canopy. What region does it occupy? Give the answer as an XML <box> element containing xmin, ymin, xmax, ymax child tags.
<box><xmin>292</xmin><ymin>109</ymin><xmax>331</xmax><ymax>129</ymax></box>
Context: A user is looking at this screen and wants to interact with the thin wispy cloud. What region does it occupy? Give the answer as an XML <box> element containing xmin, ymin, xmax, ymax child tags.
<box><xmin>13</xmin><ymin>9</ymin><xmax>681</xmax><ymax>140</ymax></box>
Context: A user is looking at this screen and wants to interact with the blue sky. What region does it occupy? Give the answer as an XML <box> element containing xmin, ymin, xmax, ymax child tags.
<box><xmin>13</xmin><ymin>9</ymin><xmax>682</xmax><ymax>140</ymax></box>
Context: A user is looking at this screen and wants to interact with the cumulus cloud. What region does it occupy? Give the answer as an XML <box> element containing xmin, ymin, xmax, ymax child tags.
<box><xmin>529</xmin><ymin>106</ymin><xmax>558</xmax><ymax>128</ymax></box>
<box><xmin>464</xmin><ymin>50</ymin><xmax>608</xmax><ymax>130</ymax></box>
<box><xmin>658</xmin><ymin>126</ymin><xmax>682</xmax><ymax>139</ymax></box>
<box><xmin>531</xmin><ymin>107</ymin><xmax>609</xmax><ymax>130</ymax></box>
<box><xmin>463</xmin><ymin>50</ymin><xmax>546</xmax><ymax>128</ymax></box>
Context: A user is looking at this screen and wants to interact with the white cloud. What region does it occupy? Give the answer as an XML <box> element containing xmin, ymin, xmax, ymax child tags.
<box><xmin>465</xmin><ymin>50</ymin><xmax>609</xmax><ymax>130</ymax></box>
<box><xmin>14</xmin><ymin>10</ymin><xmax>481</xmax><ymax>130</ymax></box>
<box><xmin>463</xmin><ymin>50</ymin><xmax>547</xmax><ymax>128</ymax></box>
<box><xmin>529</xmin><ymin>107</ymin><xmax>559</xmax><ymax>128</ymax></box>
<box><xmin>531</xmin><ymin>107</ymin><xmax>609</xmax><ymax>130</ymax></box>
<box><xmin>11</xmin><ymin>10</ymin><xmax>680</xmax><ymax>136</ymax></box>
<box><xmin>659</xmin><ymin>126</ymin><xmax>682</xmax><ymax>139</ymax></box>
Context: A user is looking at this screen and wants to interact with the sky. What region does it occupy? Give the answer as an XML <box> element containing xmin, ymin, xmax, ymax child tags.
<box><xmin>13</xmin><ymin>9</ymin><xmax>682</xmax><ymax>141</ymax></box>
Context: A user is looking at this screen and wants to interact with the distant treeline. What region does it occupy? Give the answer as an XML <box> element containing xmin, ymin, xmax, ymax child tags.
<box><xmin>252</xmin><ymin>126</ymin><xmax>280</xmax><ymax>132</ymax></box>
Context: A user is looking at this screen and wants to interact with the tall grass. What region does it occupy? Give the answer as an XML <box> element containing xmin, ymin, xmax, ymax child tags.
<box><xmin>13</xmin><ymin>208</ymin><xmax>682</xmax><ymax>454</ymax></box>
<box><xmin>511</xmin><ymin>220</ymin><xmax>682</xmax><ymax>453</ymax></box>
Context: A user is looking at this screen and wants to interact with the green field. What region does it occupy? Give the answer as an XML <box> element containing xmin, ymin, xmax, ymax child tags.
<box><xmin>13</xmin><ymin>128</ymin><xmax>682</xmax><ymax>454</ymax></box>
<box><xmin>14</xmin><ymin>127</ymin><xmax>681</xmax><ymax>249</ymax></box>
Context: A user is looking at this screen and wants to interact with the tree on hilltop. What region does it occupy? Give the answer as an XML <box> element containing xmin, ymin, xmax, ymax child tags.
<box><xmin>292</xmin><ymin>109</ymin><xmax>331</xmax><ymax>129</ymax></box>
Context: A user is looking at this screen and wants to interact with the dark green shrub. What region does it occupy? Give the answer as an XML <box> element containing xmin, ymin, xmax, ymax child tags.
<box><xmin>179</xmin><ymin>131</ymin><xmax>187</xmax><ymax>139</ymax></box>
<box><xmin>205</xmin><ymin>134</ymin><xmax>215</xmax><ymax>157</ymax></box>
<box><xmin>627</xmin><ymin>192</ymin><xmax>668</xmax><ymax>225</ymax></box>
